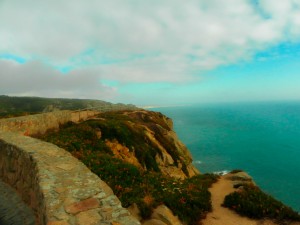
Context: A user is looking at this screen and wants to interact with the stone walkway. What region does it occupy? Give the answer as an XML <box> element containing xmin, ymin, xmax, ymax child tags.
<box><xmin>0</xmin><ymin>179</ymin><xmax>35</xmax><ymax>225</ymax></box>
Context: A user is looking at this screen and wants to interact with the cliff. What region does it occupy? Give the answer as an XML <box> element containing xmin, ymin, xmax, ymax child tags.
<box><xmin>40</xmin><ymin>109</ymin><xmax>199</xmax><ymax>179</ymax></box>
<box><xmin>1</xmin><ymin>106</ymin><xmax>299</xmax><ymax>225</ymax></box>
<box><xmin>103</xmin><ymin>110</ymin><xmax>200</xmax><ymax>179</ymax></box>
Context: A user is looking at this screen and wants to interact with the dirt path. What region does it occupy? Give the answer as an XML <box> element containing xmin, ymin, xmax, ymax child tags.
<box><xmin>202</xmin><ymin>173</ymin><xmax>276</xmax><ymax>225</ymax></box>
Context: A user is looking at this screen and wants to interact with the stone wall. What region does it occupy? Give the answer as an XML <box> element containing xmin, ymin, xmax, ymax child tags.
<box><xmin>0</xmin><ymin>111</ymin><xmax>140</xmax><ymax>225</ymax></box>
<box><xmin>0</xmin><ymin>132</ymin><xmax>140</xmax><ymax>225</ymax></box>
<box><xmin>0</xmin><ymin>133</ymin><xmax>46</xmax><ymax>224</ymax></box>
<box><xmin>0</xmin><ymin>110</ymin><xmax>99</xmax><ymax>136</ymax></box>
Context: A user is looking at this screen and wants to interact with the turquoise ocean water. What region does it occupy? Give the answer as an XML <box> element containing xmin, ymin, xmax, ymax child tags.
<box><xmin>153</xmin><ymin>101</ymin><xmax>300</xmax><ymax>212</ymax></box>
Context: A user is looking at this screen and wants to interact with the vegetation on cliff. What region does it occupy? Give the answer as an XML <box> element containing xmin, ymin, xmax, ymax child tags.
<box><xmin>39</xmin><ymin>110</ymin><xmax>218</xmax><ymax>224</ymax></box>
<box><xmin>223</xmin><ymin>183</ymin><xmax>300</xmax><ymax>223</ymax></box>
<box><xmin>0</xmin><ymin>95</ymin><xmax>137</xmax><ymax>118</ymax></box>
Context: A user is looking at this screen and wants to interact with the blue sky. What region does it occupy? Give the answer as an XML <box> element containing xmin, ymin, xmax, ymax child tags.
<box><xmin>0</xmin><ymin>0</ymin><xmax>300</xmax><ymax>106</ymax></box>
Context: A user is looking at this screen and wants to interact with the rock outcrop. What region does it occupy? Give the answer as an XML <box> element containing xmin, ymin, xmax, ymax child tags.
<box><xmin>105</xmin><ymin>139</ymin><xmax>143</xmax><ymax>170</ymax></box>
<box><xmin>105</xmin><ymin>110</ymin><xmax>200</xmax><ymax>179</ymax></box>
<box><xmin>142</xmin><ymin>205</ymin><xmax>182</xmax><ymax>225</ymax></box>
<box><xmin>226</xmin><ymin>171</ymin><xmax>255</xmax><ymax>188</ymax></box>
<box><xmin>128</xmin><ymin>204</ymin><xmax>183</xmax><ymax>225</ymax></box>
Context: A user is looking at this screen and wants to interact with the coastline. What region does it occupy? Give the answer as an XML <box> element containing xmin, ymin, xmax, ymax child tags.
<box><xmin>154</xmin><ymin>102</ymin><xmax>300</xmax><ymax>212</ymax></box>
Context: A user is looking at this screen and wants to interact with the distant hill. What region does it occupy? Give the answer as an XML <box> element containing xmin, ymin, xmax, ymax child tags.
<box><xmin>0</xmin><ymin>95</ymin><xmax>137</xmax><ymax>118</ymax></box>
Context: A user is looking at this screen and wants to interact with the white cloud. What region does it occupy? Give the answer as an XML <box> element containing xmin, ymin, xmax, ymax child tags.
<box><xmin>1</xmin><ymin>0</ymin><xmax>300</xmax><ymax>88</ymax></box>
<box><xmin>0</xmin><ymin>60</ymin><xmax>117</xmax><ymax>99</ymax></box>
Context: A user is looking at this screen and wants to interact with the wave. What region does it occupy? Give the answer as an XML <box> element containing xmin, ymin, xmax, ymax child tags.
<box><xmin>213</xmin><ymin>170</ymin><xmax>229</xmax><ymax>176</ymax></box>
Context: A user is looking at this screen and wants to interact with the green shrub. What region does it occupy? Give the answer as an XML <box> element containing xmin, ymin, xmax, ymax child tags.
<box><xmin>223</xmin><ymin>184</ymin><xmax>300</xmax><ymax>222</ymax></box>
<box><xmin>42</xmin><ymin>122</ymin><xmax>112</xmax><ymax>156</ymax></box>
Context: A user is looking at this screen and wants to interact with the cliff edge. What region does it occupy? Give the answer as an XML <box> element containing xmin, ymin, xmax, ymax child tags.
<box><xmin>104</xmin><ymin>110</ymin><xmax>200</xmax><ymax>179</ymax></box>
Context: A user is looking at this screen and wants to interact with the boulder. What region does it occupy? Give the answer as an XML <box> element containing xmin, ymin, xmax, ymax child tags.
<box><xmin>151</xmin><ymin>205</ymin><xmax>182</xmax><ymax>225</ymax></box>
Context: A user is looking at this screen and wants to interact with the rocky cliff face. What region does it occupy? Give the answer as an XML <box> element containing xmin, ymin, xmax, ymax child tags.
<box><xmin>103</xmin><ymin>110</ymin><xmax>200</xmax><ymax>179</ymax></box>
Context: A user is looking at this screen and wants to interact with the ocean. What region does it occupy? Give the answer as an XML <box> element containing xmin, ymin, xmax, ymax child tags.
<box><xmin>153</xmin><ymin>101</ymin><xmax>300</xmax><ymax>212</ymax></box>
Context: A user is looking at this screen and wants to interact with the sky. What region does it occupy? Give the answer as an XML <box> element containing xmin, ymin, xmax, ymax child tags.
<box><xmin>1</xmin><ymin>0</ymin><xmax>300</xmax><ymax>106</ymax></box>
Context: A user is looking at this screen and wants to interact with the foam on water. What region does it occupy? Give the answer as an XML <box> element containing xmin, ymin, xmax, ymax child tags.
<box><xmin>213</xmin><ymin>170</ymin><xmax>229</xmax><ymax>176</ymax></box>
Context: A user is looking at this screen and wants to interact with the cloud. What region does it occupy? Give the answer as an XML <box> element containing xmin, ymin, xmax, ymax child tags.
<box><xmin>1</xmin><ymin>0</ymin><xmax>300</xmax><ymax>86</ymax></box>
<box><xmin>0</xmin><ymin>60</ymin><xmax>117</xmax><ymax>99</ymax></box>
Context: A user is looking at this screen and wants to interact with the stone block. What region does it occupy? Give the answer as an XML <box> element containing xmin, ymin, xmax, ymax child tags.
<box><xmin>65</xmin><ymin>198</ymin><xmax>100</xmax><ymax>215</ymax></box>
<box><xmin>75</xmin><ymin>209</ymin><xmax>102</xmax><ymax>225</ymax></box>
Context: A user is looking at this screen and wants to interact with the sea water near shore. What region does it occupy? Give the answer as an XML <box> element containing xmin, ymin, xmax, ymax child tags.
<box><xmin>153</xmin><ymin>101</ymin><xmax>300</xmax><ymax>212</ymax></box>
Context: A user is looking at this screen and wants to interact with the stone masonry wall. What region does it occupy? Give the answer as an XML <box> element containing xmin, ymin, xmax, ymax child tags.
<box><xmin>0</xmin><ymin>133</ymin><xmax>46</xmax><ymax>224</ymax></box>
<box><xmin>0</xmin><ymin>132</ymin><xmax>140</xmax><ymax>225</ymax></box>
<box><xmin>0</xmin><ymin>110</ymin><xmax>99</xmax><ymax>136</ymax></box>
<box><xmin>0</xmin><ymin>111</ymin><xmax>140</xmax><ymax>225</ymax></box>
